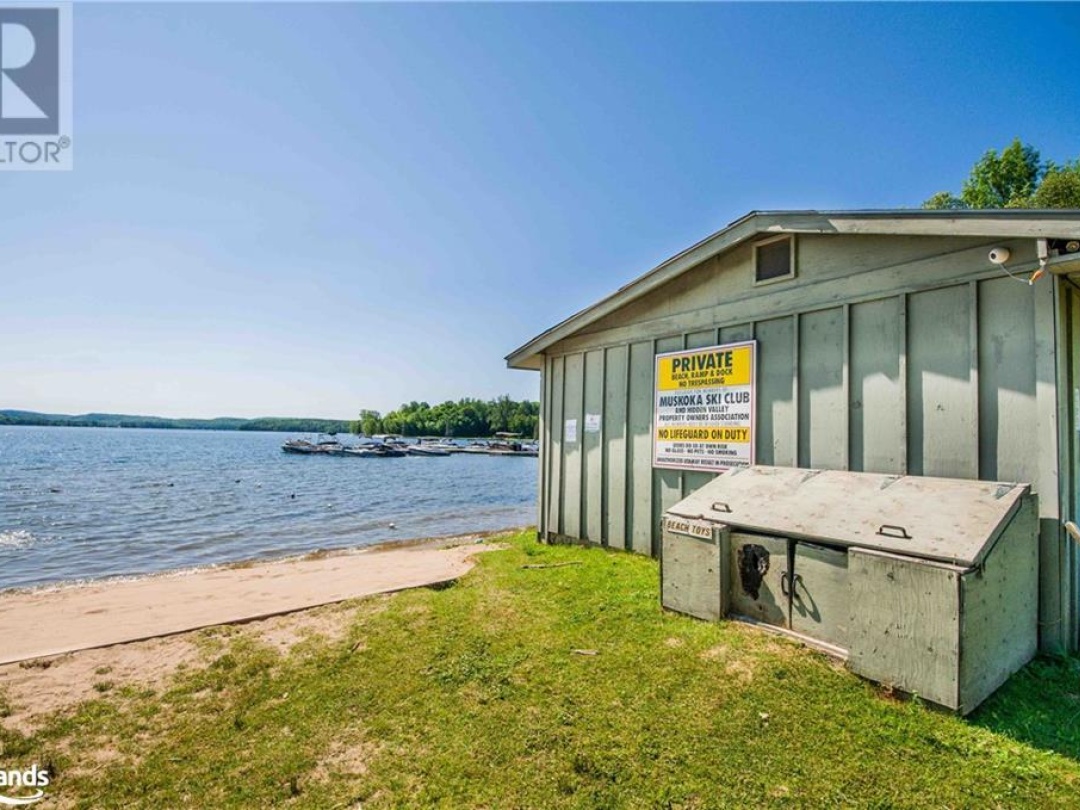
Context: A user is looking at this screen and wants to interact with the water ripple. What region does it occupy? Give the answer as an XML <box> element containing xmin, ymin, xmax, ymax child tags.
<box><xmin>0</xmin><ymin>426</ymin><xmax>536</xmax><ymax>590</ymax></box>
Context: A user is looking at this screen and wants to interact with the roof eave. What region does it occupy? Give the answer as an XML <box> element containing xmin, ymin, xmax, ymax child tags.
<box><xmin>505</xmin><ymin>209</ymin><xmax>1080</xmax><ymax>370</ymax></box>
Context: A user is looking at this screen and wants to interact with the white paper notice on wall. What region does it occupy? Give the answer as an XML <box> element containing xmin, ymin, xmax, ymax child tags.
<box><xmin>584</xmin><ymin>413</ymin><xmax>601</xmax><ymax>434</ymax></box>
<box><xmin>565</xmin><ymin>418</ymin><xmax>578</xmax><ymax>443</ymax></box>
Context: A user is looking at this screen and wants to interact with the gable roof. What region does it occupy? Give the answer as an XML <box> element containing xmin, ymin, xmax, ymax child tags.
<box><xmin>506</xmin><ymin>209</ymin><xmax>1080</xmax><ymax>370</ymax></box>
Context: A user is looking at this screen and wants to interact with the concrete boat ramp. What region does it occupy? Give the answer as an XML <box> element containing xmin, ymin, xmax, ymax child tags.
<box><xmin>0</xmin><ymin>541</ymin><xmax>496</xmax><ymax>665</ymax></box>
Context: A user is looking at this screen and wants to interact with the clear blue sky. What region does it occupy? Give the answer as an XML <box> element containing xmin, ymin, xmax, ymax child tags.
<box><xmin>3</xmin><ymin>2</ymin><xmax>1078</xmax><ymax>420</ymax></box>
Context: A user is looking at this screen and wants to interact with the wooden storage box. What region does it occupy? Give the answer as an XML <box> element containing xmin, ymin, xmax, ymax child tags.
<box><xmin>661</xmin><ymin>466</ymin><xmax>1038</xmax><ymax>714</ymax></box>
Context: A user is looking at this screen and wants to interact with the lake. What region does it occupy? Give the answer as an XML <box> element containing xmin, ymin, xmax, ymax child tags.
<box><xmin>0</xmin><ymin>426</ymin><xmax>537</xmax><ymax>591</ymax></box>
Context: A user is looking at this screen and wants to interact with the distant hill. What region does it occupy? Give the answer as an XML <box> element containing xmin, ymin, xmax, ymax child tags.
<box><xmin>0</xmin><ymin>410</ymin><xmax>352</xmax><ymax>434</ymax></box>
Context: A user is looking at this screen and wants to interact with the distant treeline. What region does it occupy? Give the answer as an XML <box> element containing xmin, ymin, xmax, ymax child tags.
<box><xmin>354</xmin><ymin>396</ymin><xmax>539</xmax><ymax>438</ymax></box>
<box><xmin>0</xmin><ymin>410</ymin><xmax>352</xmax><ymax>434</ymax></box>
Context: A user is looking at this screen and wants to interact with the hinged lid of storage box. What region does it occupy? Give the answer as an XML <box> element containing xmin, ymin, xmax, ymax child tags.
<box><xmin>665</xmin><ymin>466</ymin><xmax>1030</xmax><ymax>567</ymax></box>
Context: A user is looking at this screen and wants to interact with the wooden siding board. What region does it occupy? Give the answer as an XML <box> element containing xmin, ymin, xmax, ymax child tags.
<box><xmin>842</xmin><ymin>304</ymin><xmax>851</xmax><ymax>470</ymax></box>
<box><xmin>1035</xmin><ymin>277</ymin><xmax>1064</xmax><ymax>652</ymax></box>
<box><xmin>683</xmin><ymin>474</ymin><xmax>715</xmax><ymax>499</ymax></box>
<box><xmin>685</xmin><ymin>329</ymin><xmax>719</xmax><ymax>349</ymax></box>
<box><xmin>562</xmin><ymin>353</ymin><xmax>585</xmax><ymax>540</ymax></box>
<box><xmin>798</xmin><ymin>307</ymin><xmax>846</xmax><ymax>469</ymax></box>
<box><xmin>977</xmin><ymin>277</ymin><xmax>1037</xmax><ymax>483</ymax></box>
<box><xmin>627</xmin><ymin>341</ymin><xmax>655</xmax><ymax>555</ymax></box>
<box><xmin>548</xmin><ymin>356</ymin><xmax>565</xmax><ymax>538</ymax></box>
<box><xmin>969</xmin><ymin>282</ymin><xmax>981</xmax><ymax>481</ymax></box>
<box><xmin>907</xmin><ymin>285</ymin><xmax>977</xmax><ymax>479</ymax></box>
<box><xmin>538</xmin><ymin>355</ymin><xmax>548</xmax><ymax>536</ymax></box>
<box><xmin>1068</xmin><ymin>286</ymin><xmax>1080</xmax><ymax>649</ymax></box>
<box><xmin>603</xmin><ymin>345</ymin><xmax>628</xmax><ymax>550</ymax></box>
<box><xmin>583</xmin><ymin>349</ymin><xmax>605</xmax><ymax>544</ymax></box>
<box><xmin>898</xmin><ymin>294</ymin><xmax>909</xmax><ymax>474</ymax></box>
<box><xmin>850</xmin><ymin>297</ymin><xmax>903</xmax><ymax>473</ymax></box>
<box><xmin>653</xmin><ymin>336</ymin><xmax>685</xmax><ymax>554</ymax></box>
<box><xmin>755</xmin><ymin>317</ymin><xmax>796</xmax><ymax>467</ymax></box>
<box><xmin>720</xmin><ymin>323</ymin><xmax>754</xmax><ymax>344</ymax></box>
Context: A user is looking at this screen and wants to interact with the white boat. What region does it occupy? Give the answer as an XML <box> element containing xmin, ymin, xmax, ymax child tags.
<box><xmin>458</xmin><ymin>441</ymin><xmax>491</xmax><ymax>454</ymax></box>
<box><xmin>486</xmin><ymin>432</ymin><xmax>540</xmax><ymax>457</ymax></box>
<box><xmin>343</xmin><ymin>443</ymin><xmax>406</xmax><ymax>458</ymax></box>
<box><xmin>282</xmin><ymin>434</ymin><xmax>345</xmax><ymax>455</ymax></box>
<box><xmin>407</xmin><ymin>438</ymin><xmax>451</xmax><ymax>457</ymax></box>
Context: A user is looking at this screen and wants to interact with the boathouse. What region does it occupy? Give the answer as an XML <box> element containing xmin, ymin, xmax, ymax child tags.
<box><xmin>506</xmin><ymin>210</ymin><xmax>1080</xmax><ymax>653</ymax></box>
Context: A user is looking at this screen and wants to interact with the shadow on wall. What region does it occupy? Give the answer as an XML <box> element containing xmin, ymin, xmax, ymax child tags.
<box><xmin>970</xmin><ymin>655</ymin><xmax>1080</xmax><ymax>762</ymax></box>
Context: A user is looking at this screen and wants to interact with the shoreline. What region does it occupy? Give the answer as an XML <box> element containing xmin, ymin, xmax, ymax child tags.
<box><xmin>0</xmin><ymin>525</ymin><xmax>532</xmax><ymax>598</ymax></box>
<box><xmin>0</xmin><ymin>529</ymin><xmax>523</xmax><ymax>666</ymax></box>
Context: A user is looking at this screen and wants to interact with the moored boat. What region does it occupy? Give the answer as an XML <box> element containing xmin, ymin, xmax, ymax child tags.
<box><xmin>282</xmin><ymin>434</ymin><xmax>346</xmax><ymax>455</ymax></box>
<box><xmin>281</xmin><ymin>438</ymin><xmax>318</xmax><ymax>454</ymax></box>
<box><xmin>485</xmin><ymin>432</ymin><xmax>540</xmax><ymax>456</ymax></box>
<box><xmin>406</xmin><ymin>445</ymin><xmax>450</xmax><ymax>457</ymax></box>
<box><xmin>406</xmin><ymin>437</ymin><xmax>453</xmax><ymax>456</ymax></box>
<box><xmin>343</xmin><ymin>442</ymin><xmax>407</xmax><ymax>458</ymax></box>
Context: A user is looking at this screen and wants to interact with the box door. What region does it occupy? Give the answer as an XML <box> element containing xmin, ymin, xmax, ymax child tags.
<box><xmin>790</xmin><ymin>542</ymin><xmax>848</xmax><ymax>650</ymax></box>
<box><xmin>661</xmin><ymin>526</ymin><xmax>722</xmax><ymax>621</ymax></box>
<box><xmin>728</xmin><ymin>533</ymin><xmax>789</xmax><ymax>627</ymax></box>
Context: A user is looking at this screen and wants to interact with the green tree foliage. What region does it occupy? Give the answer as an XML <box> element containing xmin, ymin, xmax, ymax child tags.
<box><xmin>963</xmin><ymin>139</ymin><xmax>1041</xmax><ymax>208</ymax></box>
<box><xmin>352</xmin><ymin>409</ymin><xmax>383</xmax><ymax>437</ymax></box>
<box><xmin>921</xmin><ymin>191</ymin><xmax>966</xmax><ymax>210</ymax></box>
<box><xmin>354</xmin><ymin>396</ymin><xmax>540</xmax><ymax>438</ymax></box>
<box><xmin>923</xmin><ymin>139</ymin><xmax>1080</xmax><ymax>209</ymax></box>
<box><xmin>1031</xmin><ymin>160</ymin><xmax>1080</xmax><ymax>208</ymax></box>
<box><xmin>0</xmin><ymin>410</ymin><xmax>351</xmax><ymax>433</ymax></box>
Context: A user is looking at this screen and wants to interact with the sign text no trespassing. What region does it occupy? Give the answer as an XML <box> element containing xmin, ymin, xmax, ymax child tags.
<box><xmin>653</xmin><ymin>341</ymin><xmax>756</xmax><ymax>472</ymax></box>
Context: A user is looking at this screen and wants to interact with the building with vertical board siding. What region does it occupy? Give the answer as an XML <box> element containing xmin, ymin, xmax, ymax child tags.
<box><xmin>506</xmin><ymin>210</ymin><xmax>1080</xmax><ymax>652</ymax></box>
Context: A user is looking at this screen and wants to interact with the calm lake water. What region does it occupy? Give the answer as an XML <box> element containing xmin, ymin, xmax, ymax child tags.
<box><xmin>0</xmin><ymin>426</ymin><xmax>537</xmax><ymax>591</ymax></box>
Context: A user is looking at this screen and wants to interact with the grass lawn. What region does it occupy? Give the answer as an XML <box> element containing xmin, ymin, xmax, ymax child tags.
<box><xmin>3</xmin><ymin>530</ymin><xmax>1079</xmax><ymax>808</ymax></box>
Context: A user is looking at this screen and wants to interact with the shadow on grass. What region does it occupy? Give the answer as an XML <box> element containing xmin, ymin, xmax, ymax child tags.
<box><xmin>970</xmin><ymin>655</ymin><xmax>1080</xmax><ymax>761</ymax></box>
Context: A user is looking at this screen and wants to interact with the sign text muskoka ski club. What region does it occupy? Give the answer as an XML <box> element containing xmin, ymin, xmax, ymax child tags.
<box><xmin>653</xmin><ymin>341</ymin><xmax>756</xmax><ymax>472</ymax></box>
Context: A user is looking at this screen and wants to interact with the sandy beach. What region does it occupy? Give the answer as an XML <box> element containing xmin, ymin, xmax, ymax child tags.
<box><xmin>0</xmin><ymin>534</ymin><xmax>505</xmax><ymax>735</ymax></box>
<box><xmin>0</xmin><ymin>535</ymin><xmax>502</xmax><ymax>666</ymax></box>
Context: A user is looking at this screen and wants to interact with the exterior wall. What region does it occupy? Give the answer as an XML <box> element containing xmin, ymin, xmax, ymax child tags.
<box><xmin>1053</xmin><ymin>278</ymin><xmax>1080</xmax><ymax>650</ymax></box>
<box><xmin>535</xmin><ymin>233</ymin><xmax>1077</xmax><ymax>650</ymax></box>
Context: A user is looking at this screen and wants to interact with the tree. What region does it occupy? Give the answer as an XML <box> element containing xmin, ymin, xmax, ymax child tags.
<box><xmin>355</xmin><ymin>410</ymin><xmax>382</xmax><ymax>436</ymax></box>
<box><xmin>1031</xmin><ymin>160</ymin><xmax>1080</xmax><ymax>208</ymax></box>
<box><xmin>922</xmin><ymin>191</ymin><xmax>965</xmax><ymax>210</ymax></box>
<box><xmin>923</xmin><ymin>139</ymin><xmax>1079</xmax><ymax>210</ymax></box>
<box><xmin>363</xmin><ymin>396</ymin><xmax>539</xmax><ymax>439</ymax></box>
<box><xmin>963</xmin><ymin>139</ymin><xmax>1041</xmax><ymax>208</ymax></box>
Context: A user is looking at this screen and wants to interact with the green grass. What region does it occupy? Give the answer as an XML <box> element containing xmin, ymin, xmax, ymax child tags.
<box><xmin>4</xmin><ymin>531</ymin><xmax>1080</xmax><ymax>808</ymax></box>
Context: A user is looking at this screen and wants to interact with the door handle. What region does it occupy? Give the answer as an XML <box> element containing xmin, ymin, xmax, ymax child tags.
<box><xmin>781</xmin><ymin>572</ymin><xmax>804</xmax><ymax>600</ymax></box>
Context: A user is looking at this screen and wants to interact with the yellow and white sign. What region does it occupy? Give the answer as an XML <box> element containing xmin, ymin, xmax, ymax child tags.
<box><xmin>653</xmin><ymin>341</ymin><xmax>756</xmax><ymax>472</ymax></box>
